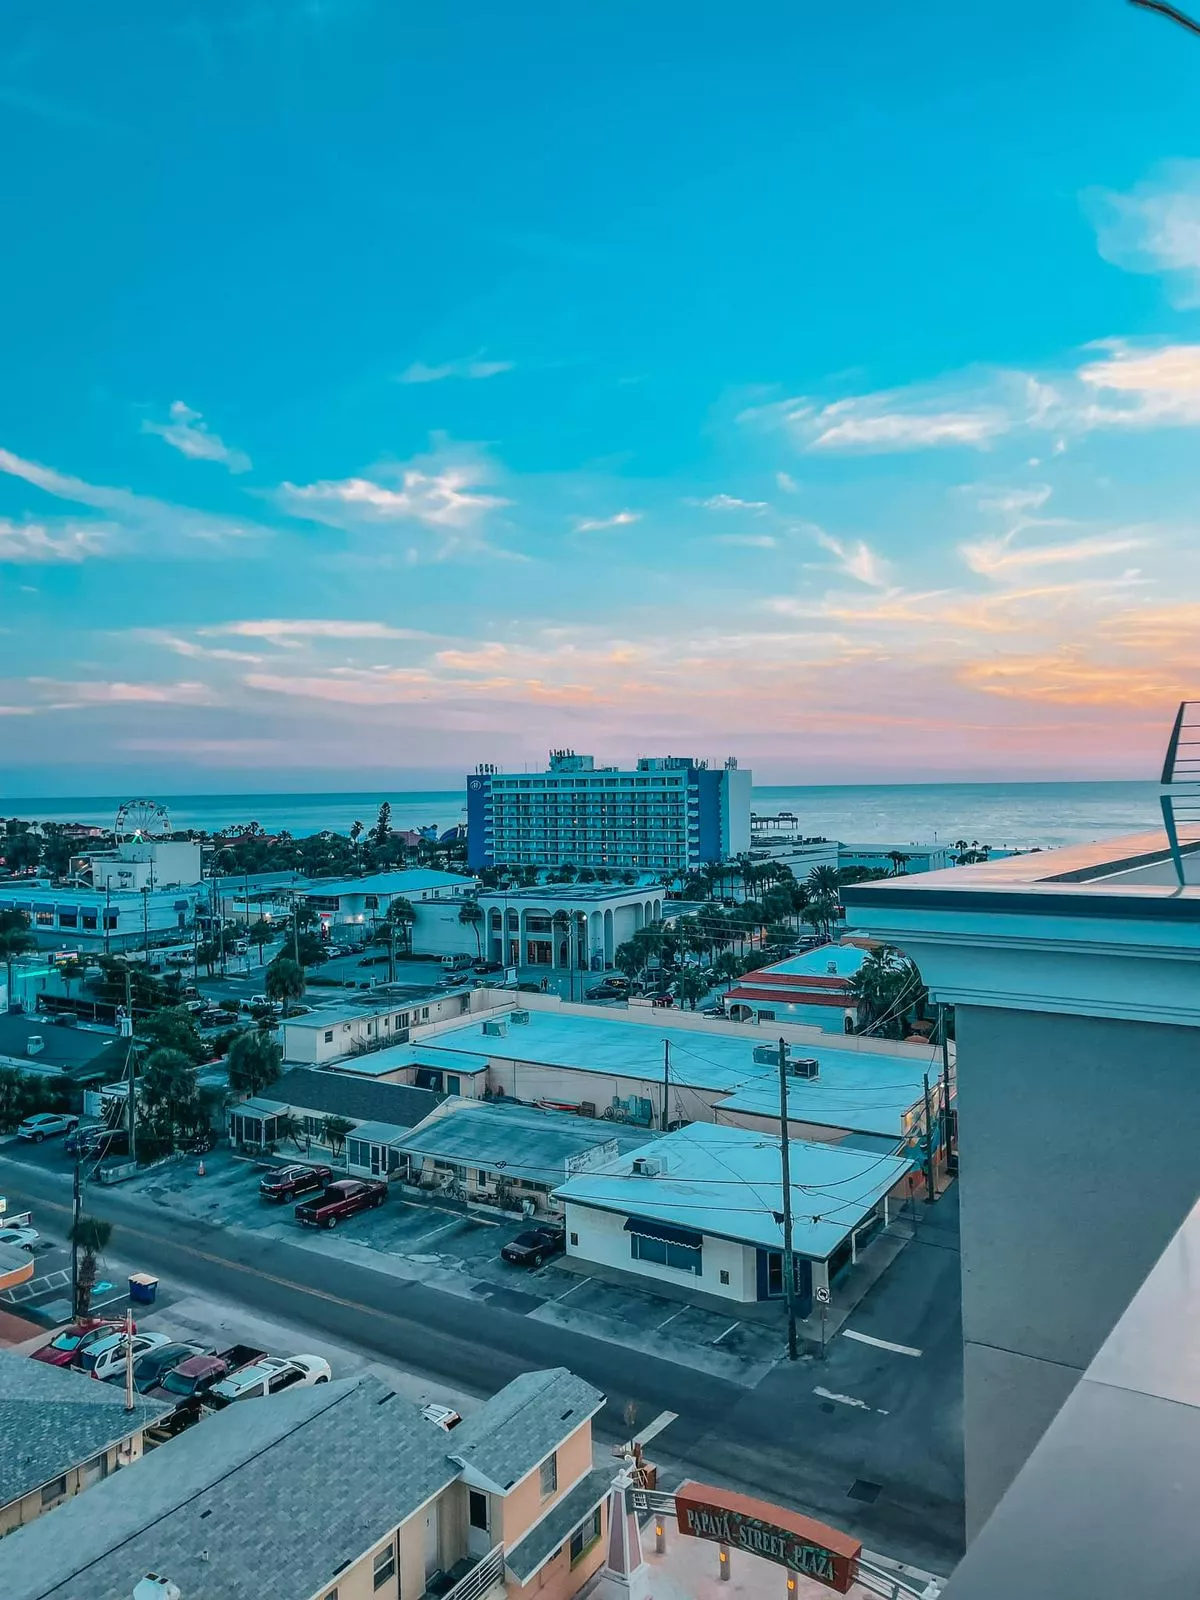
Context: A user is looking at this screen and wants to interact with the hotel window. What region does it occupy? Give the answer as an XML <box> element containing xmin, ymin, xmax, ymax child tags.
<box><xmin>569</xmin><ymin>1506</ymin><xmax>603</xmax><ymax>1565</ymax></box>
<box><xmin>539</xmin><ymin>1452</ymin><xmax>558</xmax><ymax>1497</ymax></box>
<box><xmin>372</xmin><ymin>1542</ymin><xmax>396</xmax><ymax>1590</ymax></box>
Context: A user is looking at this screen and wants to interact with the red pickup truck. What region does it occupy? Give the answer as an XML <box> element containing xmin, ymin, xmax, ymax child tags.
<box><xmin>145</xmin><ymin>1343</ymin><xmax>266</xmax><ymax>1433</ymax></box>
<box><xmin>295</xmin><ymin>1178</ymin><xmax>387</xmax><ymax>1229</ymax></box>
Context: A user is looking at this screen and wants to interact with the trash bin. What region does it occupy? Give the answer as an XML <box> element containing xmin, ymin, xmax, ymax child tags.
<box><xmin>128</xmin><ymin>1272</ymin><xmax>158</xmax><ymax>1305</ymax></box>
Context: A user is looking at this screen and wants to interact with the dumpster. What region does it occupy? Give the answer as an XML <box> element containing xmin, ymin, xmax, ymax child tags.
<box><xmin>128</xmin><ymin>1272</ymin><xmax>158</xmax><ymax>1305</ymax></box>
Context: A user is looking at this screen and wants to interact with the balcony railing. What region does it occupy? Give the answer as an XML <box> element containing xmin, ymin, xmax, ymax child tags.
<box><xmin>436</xmin><ymin>1546</ymin><xmax>506</xmax><ymax>1600</ymax></box>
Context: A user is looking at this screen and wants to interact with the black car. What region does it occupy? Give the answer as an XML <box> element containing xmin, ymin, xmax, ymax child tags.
<box><xmin>108</xmin><ymin>1341</ymin><xmax>206</xmax><ymax>1394</ymax></box>
<box><xmin>64</xmin><ymin>1125</ymin><xmax>129</xmax><ymax>1161</ymax></box>
<box><xmin>586</xmin><ymin>983</ymin><xmax>625</xmax><ymax>1001</ymax></box>
<box><xmin>260</xmin><ymin>1162</ymin><xmax>333</xmax><ymax>1202</ymax></box>
<box><xmin>473</xmin><ymin>960</ymin><xmax>504</xmax><ymax>974</ymax></box>
<box><xmin>501</xmin><ymin>1226</ymin><xmax>566</xmax><ymax>1267</ymax></box>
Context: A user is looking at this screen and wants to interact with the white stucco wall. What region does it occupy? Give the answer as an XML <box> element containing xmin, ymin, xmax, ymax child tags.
<box><xmin>564</xmin><ymin>1199</ymin><xmax>756</xmax><ymax>1302</ymax></box>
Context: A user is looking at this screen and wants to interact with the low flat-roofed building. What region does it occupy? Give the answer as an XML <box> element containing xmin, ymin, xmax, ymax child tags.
<box><xmin>0</xmin><ymin>1013</ymin><xmax>125</xmax><ymax>1081</ymax></box>
<box><xmin>0</xmin><ymin>884</ymin><xmax>203</xmax><ymax>955</ymax></box>
<box><xmin>556</xmin><ymin>1122</ymin><xmax>912</xmax><ymax>1308</ymax></box>
<box><xmin>725</xmin><ymin>942</ymin><xmax>868</xmax><ymax>1032</ymax></box>
<box><xmin>0</xmin><ymin>1352</ymin><xmax>171</xmax><ymax>1539</ymax></box>
<box><xmin>391</xmin><ymin>1003</ymin><xmax>938</xmax><ymax>1144</ymax></box>
<box><xmin>395</xmin><ymin>1099</ymin><xmax>652</xmax><ymax>1214</ymax></box>
<box><xmin>281</xmin><ymin>987</ymin><xmax>481</xmax><ymax>1066</ymax></box>
<box><xmin>0</xmin><ymin>1367</ymin><xmax>611</xmax><ymax>1600</ymax></box>
<box><xmin>837</xmin><ymin>842</ymin><xmax>957</xmax><ymax>875</ymax></box>
<box><xmin>476</xmin><ymin>884</ymin><xmax>666</xmax><ymax>972</ymax></box>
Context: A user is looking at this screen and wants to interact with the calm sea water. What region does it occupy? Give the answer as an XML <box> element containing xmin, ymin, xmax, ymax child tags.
<box><xmin>1</xmin><ymin>781</ymin><xmax>1161</xmax><ymax>851</ymax></box>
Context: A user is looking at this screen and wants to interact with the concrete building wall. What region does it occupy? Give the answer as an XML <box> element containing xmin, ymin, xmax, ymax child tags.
<box><xmin>565</xmin><ymin>1200</ymin><xmax>754</xmax><ymax>1301</ymax></box>
<box><xmin>956</xmin><ymin>1002</ymin><xmax>1200</xmax><ymax>1536</ymax></box>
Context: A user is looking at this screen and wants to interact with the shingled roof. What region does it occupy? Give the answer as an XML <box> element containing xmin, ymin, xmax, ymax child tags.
<box><xmin>270</xmin><ymin>1066</ymin><xmax>445</xmax><ymax>1129</ymax></box>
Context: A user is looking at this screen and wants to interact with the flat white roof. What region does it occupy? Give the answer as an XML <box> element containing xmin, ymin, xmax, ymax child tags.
<box><xmin>555</xmin><ymin>1122</ymin><xmax>911</xmax><ymax>1260</ymax></box>
<box><xmin>302</xmin><ymin>870</ymin><xmax>472</xmax><ymax>898</ymax></box>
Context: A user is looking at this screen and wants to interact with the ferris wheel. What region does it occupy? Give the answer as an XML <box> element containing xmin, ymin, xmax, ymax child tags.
<box><xmin>114</xmin><ymin>799</ymin><xmax>172</xmax><ymax>840</ymax></box>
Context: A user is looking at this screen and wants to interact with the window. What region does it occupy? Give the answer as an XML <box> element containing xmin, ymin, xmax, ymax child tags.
<box><xmin>373</xmin><ymin>1543</ymin><xmax>396</xmax><ymax>1590</ymax></box>
<box><xmin>323</xmin><ymin>1590</ymin><xmax>339</xmax><ymax>1600</ymax></box>
<box><xmin>570</xmin><ymin>1231</ymin><xmax>578</xmax><ymax>1246</ymax></box>
<box><xmin>324</xmin><ymin>1030</ymin><xmax>334</xmax><ymax>1043</ymax></box>
<box><xmin>40</xmin><ymin>1475</ymin><xmax>68</xmax><ymax>1506</ymax></box>
<box><xmin>469</xmin><ymin>1490</ymin><xmax>489</xmax><ymax>1531</ymax></box>
<box><xmin>719</xmin><ymin>1269</ymin><xmax>730</xmax><ymax>1285</ymax></box>
<box><xmin>630</xmin><ymin>1233</ymin><xmax>702</xmax><ymax>1275</ymax></box>
<box><xmin>348</xmin><ymin>1140</ymin><xmax>370</xmax><ymax>1170</ymax></box>
<box><xmin>539</xmin><ymin>1452</ymin><xmax>558</xmax><ymax>1497</ymax></box>
<box><xmin>757</xmin><ymin>1008</ymin><xmax>776</xmax><ymax>1022</ymax></box>
<box><xmin>569</xmin><ymin>1506</ymin><xmax>603</xmax><ymax>1565</ymax></box>
<box><xmin>303</xmin><ymin>1115</ymin><xmax>323</xmax><ymax>1139</ymax></box>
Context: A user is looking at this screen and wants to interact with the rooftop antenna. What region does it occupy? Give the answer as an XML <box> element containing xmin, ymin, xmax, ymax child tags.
<box><xmin>1159</xmin><ymin>701</ymin><xmax>1200</xmax><ymax>885</ymax></box>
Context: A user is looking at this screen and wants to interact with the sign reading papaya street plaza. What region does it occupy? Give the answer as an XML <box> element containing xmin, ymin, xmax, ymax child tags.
<box><xmin>673</xmin><ymin>1482</ymin><xmax>861</xmax><ymax>1594</ymax></box>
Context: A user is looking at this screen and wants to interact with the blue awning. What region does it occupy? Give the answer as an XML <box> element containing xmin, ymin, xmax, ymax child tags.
<box><xmin>55</xmin><ymin>906</ymin><xmax>78</xmax><ymax>916</ymax></box>
<box><xmin>32</xmin><ymin>903</ymin><xmax>55</xmax><ymax>914</ymax></box>
<box><xmin>624</xmin><ymin>1216</ymin><xmax>703</xmax><ymax>1249</ymax></box>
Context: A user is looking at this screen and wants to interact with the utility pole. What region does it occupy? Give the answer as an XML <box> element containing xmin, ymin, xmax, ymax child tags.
<box><xmin>70</xmin><ymin>1146</ymin><xmax>82</xmax><ymax>1317</ymax></box>
<box><xmin>778</xmin><ymin>1037</ymin><xmax>799</xmax><ymax>1362</ymax></box>
<box><xmin>939</xmin><ymin>1003</ymin><xmax>952</xmax><ymax>1169</ymax></box>
<box><xmin>141</xmin><ymin>887</ymin><xmax>150</xmax><ymax>966</ymax></box>
<box><xmin>293</xmin><ymin>893</ymin><xmax>301</xmax><ymax>967</ymax></box>
<box><xmin>103</xmin><ymin>882</ymin><xmax>111</xmax><ymax>958</ymax></box>
<box><xmin>923</xmin><ymin>1070</ymin><xmax>936</xmax><ymax>1203</ymax></box>
<box><xmin>661</xmin><ymin>1040</ymin><xmax>671</xmax><ymax>1132</ymax></box>
<box><xmin>124</xmin><ymin>968</ymin><xmax>137</xmax><ymax>1167</ymax></box>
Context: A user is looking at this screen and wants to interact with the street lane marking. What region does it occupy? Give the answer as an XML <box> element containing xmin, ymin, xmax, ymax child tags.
<box><xmin>842</xmin><ymin>1329</ymin><xmax>922</xmax><ymax>1358</ymax></box>
<box><xmin>655</xmin><ymin>1307</ymin><xmax>685</xmax><ymax>1331</ymax></box>
<box><xmin>633</xmin><ymin>1409</ymin><xmax>678</xmax><ymax>1447</ymax></box>
<box><xmin>710</xmin><ymin>1321</ymin><xmax>740</xmax><ymax>1345</ymax></box>
<box><xmin>552</xmin><ymin>1276</ymin><xmax>590</xmax><ymax>1303</ymax></box>
<box><xmin>814</xmin><ymin>1386</ymin><xmax>871</xmax><ymax>1411</ymax></box>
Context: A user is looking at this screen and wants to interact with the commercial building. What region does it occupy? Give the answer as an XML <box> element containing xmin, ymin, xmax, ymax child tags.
<box><xmin>837</xmin><ymin>843</ymin><xmax>956</xmax><ymax>876</ymax></box>
<box><xmin>301</xmin><ymin>869</ymin><xmax>475</xmax><ymax>939</ymax></box>
<box><xmin>393</xmin><ymin>1099</ymin><xmax>652</xmax><ymax>1215</ymax></box>
<box><xmin>725</xmin><ymin>942</ymin><xmax>868</xmax><ymax>1032</ymax></box>
<box><xmin>386</xmin><ymin>1000</ymin><xmax>939</xmax><ymax>1151</ymax></box>
<box><xmin>0</xmin><ymin>1365</ymin><xmax>611</xmax><ymax>1600</ymax></box>
<box><xmin>280</xmin><ymin>988</ymin><xmax>484</xmax><ymax>1067</ymax></box>
<box><xmin>0</xmin><ymin>884</ymin><xmax>204</xmax><ymax>955</ymax></box>
<box><xmin>555</xmin><ymin>1122</ymin><xmax>912</xmax><ymax>1308</ymax></box>
<box><xmin>843</xmin><ymin>826</ymin><xmax>1200</xmax><ymax>1541</ymax></box>
<box><xmin>0</xmin><ymin>1352</ymin><xmax>170</xmax><ymax>1539</ymax></box>
<box><xmin>476</xmin><ymin>884</ymin><xmax>664</xmax><ymax>971</ymax></box>
<box><xmin>85</xmin><ymin>838</ymin><xmax>202</xmax><ymax>893</ymax></box>
<box><xmin>466</xmin><ymin>752</ymin><xmax>751</xmax><ymax>874</ymax></box>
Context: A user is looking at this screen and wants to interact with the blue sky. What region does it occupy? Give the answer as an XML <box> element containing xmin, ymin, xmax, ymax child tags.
<box><xmin>3</xmin><ymin>0</ymin><xmax>1200</xmax><ymax>793</ymax></box>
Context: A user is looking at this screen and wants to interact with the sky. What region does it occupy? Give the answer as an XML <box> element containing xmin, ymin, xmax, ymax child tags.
<box><xmin>3</xmin><ymin>0</ymin><xmax>1200</xmax><ymax>794</ymax></box>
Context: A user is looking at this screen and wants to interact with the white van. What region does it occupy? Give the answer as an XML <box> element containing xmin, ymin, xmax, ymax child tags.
<box><xmin>441</xmin><ymin>953</ymin><xmax>473</xmax><ymax>972</ymax></box>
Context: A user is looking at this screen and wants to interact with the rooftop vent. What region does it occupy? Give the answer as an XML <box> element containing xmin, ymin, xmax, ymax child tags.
<box><xmin>630</xmin><ymin>1156</ymin><xmax>664</xmax><ymax>1177</ymax></box>
<box><xmin>826</xmin><ymin>960</ymin><xmax>838</xmax><ymax>975</ymax></box>
<box><xmin>753</xmin><ymin>1044</ymin><xmax>786</xmax><ymax>1067</ymax></box>
<box><xmin>510</xmin><ymin>1009</ymin><xmax>530</xmax><ymax>1025</ymax></box>
<box><xmin>482</xmin><ymin>1020</ymin><xmax>507</xmax><ymax>1038</ymax></box>
<box><xmin>788</xmin><ymin>1056</ymin><xmax>820</xmax><ymax>1080</ymax></box>
<box><xmin>134</xmin><ymin>1579</ymin><xmax>181</xmax><ymax>1600</ymax></box>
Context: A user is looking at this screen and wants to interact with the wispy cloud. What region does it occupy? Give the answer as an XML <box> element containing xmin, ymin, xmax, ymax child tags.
<box><xmin>960</xmin><ymin>530</ymin><xmax>1150</xmax><ymax>580</ymax></box>
<box><xmin>1088</xmin><ymin>161</ymin><xmax>1200</xmax><ymax>308</ymax></box>
<box><xmin>1075</xmin><ymin>340</ymin><xmax>1200</xmax><ymax>428</ymax></box>
<box><xmin>574</xmin><ymin>510</ymin><xmax>642</xmax><ymax>533</ymax></box>
<box><xmin>398</xmin><ymin>354</ymin><xmax>515</xmax><ymax>384</ymax></box>
<box><xmin>689</xmin><ymin>493</ymin><xmax>768</xmax><ymax>513</ymax></box>
<box><xmin>711</xmin><ymin>534</ymin><xmax>777</xmax><ymax>549</ymax></box>
<box><xmin>202</xmin><ymin>618</ymin><xmax>432</xmax><ymax>647</ymax></box>
<box><xmin>0</xmin><ymin>518</ymin><xmax>110</xmax><ymax>564</ymax></box>
<box><xmin>0</xmin><ymin>446</ymin><xmax>269</xmax><ymax>547</ymax></box>
<box><xmin>142</xmin><ymin>401</ymin><xmax>250</xmax><ymax>472</ymax></box>
<box><xmin>814</xmin><ymin>530</ymin><xmax>890</xmax><ymax>587</ymax></box>
<box><xmin>776</xmin><ymin>471</ymin><xmax>799</xmax><ymax>493</ymax></box>
<box><xmin>127</xmin><ymin>629</ymin><xmax>264</xmax><ymax>664</ymax></box>
<box><xmin>28</xmin><ymin>678</ymin><xmax>218</xmax><ymax>709</ymax></box>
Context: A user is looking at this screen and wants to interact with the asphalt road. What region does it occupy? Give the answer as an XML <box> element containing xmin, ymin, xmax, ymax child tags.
<box><xmin>0</xmin><ymin>1153</ymin><xmax>964</xmax><ymax>1573</ymax></box>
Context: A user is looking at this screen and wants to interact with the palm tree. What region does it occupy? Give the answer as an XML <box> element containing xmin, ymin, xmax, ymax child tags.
<box><xmin>458</xmin><ymin>901</ymin><xmax>484</xmax><ymax>958</ymax></box>
<box><xmin>321</xmin><ymin>1114</ymin><xmax>353</xmax><ymax>1158</ymax></box>
<box><xmin>676</xmin><ymin>969</ymin><xmax>708</xmax><ymax>1010</ymax></box>
<box><xmin>277</xmin><ymin>1111</ymin><xmax>306</xmax><ymax>1151</ymax></box>
<box><xmin>227</xmin><ymin>1029</ymin><xmax>282</xmax><ymax>1097</ymax></box>
<box><xmin>714</xmin><ymin>950</ymin><xmax>743</xmax><ymax>991</ymax></box>
<box><xmin>0</xmin><ymin>910</ymin><xmax>36</xmax><ymax>999</ymax></box>
<box><xmin>266</xmin><ymin>956</ymin><xmax>305</xmax><ymax>1018</ymax></box>
<box><xmin>386</xmin><ymin>897</ymin><xmax>416</xmax><ymax>954</ymax></box>
<box><xmin>247</xmin><ymin>918</ymin><xmax>274</xmax><ymax>966</ymax></box>
<box><xmin>140</xmin><ymin>1047</ymin><xmax>200</xmax><ymax>1151</ymax></box>
<box><xmin>70</xmin><ymin>1215</ymin><xmax>113</xmax><ymax>1318</ymax></box>
<box><xmin>848</xmin><ymin>946</ymin><xmax>928</xmax><ymax>1037</ymax></box>
<box><xmin>807</xmin><ymin>864</ymin><xmax>841</xmax><ymax>900</ymax></box>
<box><xmin>886</xmin><ymin>851</ymin><xmax>911</xmax><ymax>877</ymax></box>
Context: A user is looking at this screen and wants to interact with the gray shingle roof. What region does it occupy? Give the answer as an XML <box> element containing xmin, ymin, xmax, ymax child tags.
<box><xmin>271</xmin><ymin>1066</ymin><xmax>445</xmax><ymax>1129</ymax></box>
<box><xmin>505</xmin><ymin>1466</ymin><xmax>613</xmax><ymax>1584</ymax></box>
<box><xmin>450</xmin><ymin>1368</ymin><xmax>605</xmax><ymax>1492</ymax></box>
<box><xmin>0</xmin><ymin>1352</ymin><xmax>172</xmax><ymax>1511</ymax></box>
<box><xmin>0</xmin><ymin>1376</ymin><xmax>459</xmax><ymax>1600</ymax></box>
<box><xmin>395</xmin><ymin>1101</ymin><xmax>652</xmax><ymax>1189</ymax></box>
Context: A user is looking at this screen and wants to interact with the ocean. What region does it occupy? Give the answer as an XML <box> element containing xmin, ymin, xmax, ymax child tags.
<box><xmin>0</xmin><ymin>780</ymin><xmax>1162</xmax><ymax>851</ymax></box>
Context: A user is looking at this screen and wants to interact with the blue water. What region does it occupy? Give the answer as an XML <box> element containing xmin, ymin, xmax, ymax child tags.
<box><xmin>0</xmin><ymin>781</ymin><xmax>1160</xmax><ymax>851</ymax></box>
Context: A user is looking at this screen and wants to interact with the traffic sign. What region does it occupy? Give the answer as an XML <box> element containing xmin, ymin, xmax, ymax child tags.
<box><xmin>814</xmin><ymin>1285</ymin><xmax>831</xmax><ymax>1305</ymax></box>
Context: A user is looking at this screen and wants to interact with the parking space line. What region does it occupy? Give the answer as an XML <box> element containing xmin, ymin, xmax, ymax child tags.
<box><xmin>409</xmin><ymin>1219</ymin><xmax>462</xmax><ymax>1247</ymax></box>
<box><xmin>842</xmin><ymin>1329</ymin><xmax>922</xmax><ymax>1358</ymax></box>
<box><xmin>710</xmin><ymin>1320</ymin><xmax>741</xmax><ymax>1345</ymax></box>
<box><xmin>655</xmin><ymin>1307</ymin><xmax>685</xmax><ymax>1331</ymax></box>
<box><xmin>552</xmin><ymin>1276</ymin><xmax>590</xmax><ymax>1302</ymax></box>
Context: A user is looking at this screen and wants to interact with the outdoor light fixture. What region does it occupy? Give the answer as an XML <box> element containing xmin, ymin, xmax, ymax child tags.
<box><xmin>655</xmin><ymin>1522</ymin><xmax>665</xmax><ymax>1553</ymax></box>
<box><xmin>719</xmin><ymin>1546</ymin><xmax>730</xmax><ymax>1581</ymax></box>
<box><xmin>786</xmin><ymin>1577</ymin><xmax>798</xmax><ymax>1594</ymax></box>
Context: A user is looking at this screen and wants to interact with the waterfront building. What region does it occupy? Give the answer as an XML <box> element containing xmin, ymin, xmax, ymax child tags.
<box><xmin>466</xmin><ymin>752</ymin><xmax>751</xmax><ymax>873</ymax></box>
<box><xmin>843</xmin><ymin>828</ymin><xmax>1200</xmax><ymax>1542</ymax></box>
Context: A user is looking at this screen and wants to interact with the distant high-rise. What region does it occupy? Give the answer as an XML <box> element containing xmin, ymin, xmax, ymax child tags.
<box><xmin>466</xmin><ymin>752</ymin><xmax>751</xmax><ymax>873</ymax></box>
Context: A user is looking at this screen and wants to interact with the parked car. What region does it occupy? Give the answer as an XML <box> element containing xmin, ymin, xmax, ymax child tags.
<box><xmin>259</xmin><ymin>1163</ymin><xmax>333</xmax><ymax>1203</ymax></box>
<box><xmin>78</xmin><ymin>1330</ymin><xmax>172</xmax><ymax>1382</ymax></box>
<box><xmin>51</xmin><ymin>1012</ymin><xmax>79</xmax><ymax>1028</ymax></box>
<box><xmin>204</xmin><ymin>1353</ymin><xmax>331</xmax><ymax>1409</ymax></box>
<box><xmin>247</xmin><ymin>994</ymin><xmax>272</xmax><ymax>1010</ymax></box>
<box><xmin>145</xmin><ymin>1343</ymin><xmax>267</xmax><ymax>1428</ymax></box>
<box><xmin>294</xmin><ymin>1179</ymin><xmax>387</xmax><ymax>1229</ymax></box>
<box><xmin>500</xmin><ymin>1226</ymin><xmax>566</xmax><ymax>1268</ymax></box>
<box><xmin>31</xmin><ymin>1318</ymin><xmax>134</xmax><ymax>1367</ymax></box>
<box><xmin>441</xmin><ymin>953</ymin><xmax>474</xmax><ymax>972</ymax></box>
<box><xmin>65</xmin><ymin>1125</ymin><xmax>129</xmax><ymax>1161</ymax></box>
<box><xmin>472</xmin><ymin>960</ymin><xmax>503</xmax><ymax>974</ymax></box>
<box><xmin>586</xmin><ymin>983</ymin><xmax>625</xmax><ymax>1001</ymax></box>
<box><xmin>701</xmin><ymin>1005</ymin><xmax>728</xmax><ymax>1019</ymax></box>
<box><xmin>16</xmin><ymin>1112</ymin><xmax>79</xmax><ymax>1143</ymax></box>
<box><xmin>0</xmin><ymin>1226</ymin><xmax>38</xmax><ymax>1251</ymax></box>
<box><xmin>421</xmin><ymin>1403</ymin><xmax>462</xmax><ymax>1431</ymax></box>
<box><xmin>106</xmin><ymin>1341</ymin><xmax>207</xmax><ymax>1394</ymax></box>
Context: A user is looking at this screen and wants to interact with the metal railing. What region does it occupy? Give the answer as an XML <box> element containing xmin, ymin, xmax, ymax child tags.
<box><xmin>1160</xmin><ymin>700</ymin><xmax>1200</xmax><ymax>885</ymax></box>
<box><xmin>439</xmin><ymin>1545</ymin><xmax>506</xmax><ymax>1600</ymax></box>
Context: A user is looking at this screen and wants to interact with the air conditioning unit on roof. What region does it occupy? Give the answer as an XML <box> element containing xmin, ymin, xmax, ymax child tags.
<box><xmin>482</xmin><ymin>1020</ymin><xmax>507</xmax><ymax>1038</ymax></box>
<box><xmin>753</xmin><ymin>1044</ymin><xmax>785</xmax><ymax>1067</ymax></box>
<box><xmin>630</xmin><ymin>1156</ymin><xmax>663</xmax><ymax>1177</ymax></box>
<box><xmin>510</xmin><ymin>1009</ymin><xmax>530</xmax><ymax>1025</ymax></box>
<box><xmin>788</xmin><ymin>1056</ymin><xmax>820</xmax><ymax>1080</ymax></box>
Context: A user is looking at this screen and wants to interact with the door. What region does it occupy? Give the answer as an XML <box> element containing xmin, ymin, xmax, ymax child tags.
<box><xmin>467</xmin><ymin>1490</ymin><xmax>491</xmax><ymax>1559</ymax></box>
<box><xmin>423</xmin><ymin>1503</ymin><xmax>440</xmax><ymax>1582</ymax></box>
<box><xmin>370</xmin><ymin>1143</ymin><xmax>383</xmax><ymax>1178</ymax></box>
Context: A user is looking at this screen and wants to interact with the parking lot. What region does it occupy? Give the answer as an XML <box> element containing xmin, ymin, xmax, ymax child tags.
<box><xmin>4</xmin><ymin>1140</ymin><xmax>788</xmax><ymax>1386</ymax></box>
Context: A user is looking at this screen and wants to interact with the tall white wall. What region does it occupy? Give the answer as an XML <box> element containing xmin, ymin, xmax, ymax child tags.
<box><xmin>564</xmin><ymin>1200</ymin><xmax>755</xmax><ymax>1301</ymax></box>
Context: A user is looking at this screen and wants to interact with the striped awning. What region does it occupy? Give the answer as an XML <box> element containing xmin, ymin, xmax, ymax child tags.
<box><xmin>624</xmin><ymin>1215</ymin><xmax>703</xmax><ymax>1249</ymax></box>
